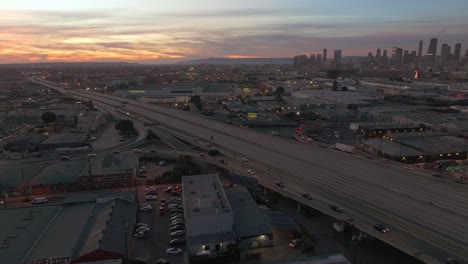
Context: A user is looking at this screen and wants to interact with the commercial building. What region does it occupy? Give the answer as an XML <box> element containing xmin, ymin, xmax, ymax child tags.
<box><xmin>333</xmin><ymin>50</ymin><xmax>342</xmax><ymax>66</ymax></box>
<box><xmin>418</xmin><ymin>40</ymin><xmax>423</xmax><ymax>58</ymax></box>
<box><xmin>80</xmin><ymin>153</ymin><xmax>139</xmax><ymax>190</ymax></box>
<box><xmin>39</xmin><ymin>133</ymin><xmax>87</xmax><ymax>151</ymax></box>
<box><xmin>0</xmin><ymin>192</ymin><xmax>136</xmax><ymax>264</ymax></box>
<box><xmin>182</xmin><ymin>174</ymin><xmax>237</xmax><ymax>262</ymax></box>
<box><xmin>426</xmin><ymin>38</ymin><xmax>438</xmax><ymax>63</ymax></box>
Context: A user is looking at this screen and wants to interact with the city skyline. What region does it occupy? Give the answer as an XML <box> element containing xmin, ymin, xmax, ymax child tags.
<box><xmin>1</xmin><ymin>0</ymin><xmax>468</xmax><ymax>64</ymax></box>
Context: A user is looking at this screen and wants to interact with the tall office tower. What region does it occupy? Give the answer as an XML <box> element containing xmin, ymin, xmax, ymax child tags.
<box><xmin>426</xmin><ymin>38</ymin><xmax>438</xmax><ymax>63</ymax></box>
<box><xmin>454</xmin><ymin>43</ymin><xmax>462</xmax><ymax>61</ymax></box>
<box><xmin>391</xmin><ymin>47</ymin><xmax>403</xmax><ymax>65</ymax></box>
<box><xmin>323</xmin><ymin>49</ymin><xmax>328</xmax><ymax>63</ymax></box>
<box><xmin>368</xmin><ymin>52</ymin><xmax>374</xmax><ymax>63</ymax></box>
<box><xmin>441</xmin><ymin>44</ymin><xmax>451</xmax><ymax>63</ymax></box>
<box><xmin>310</xmin><ymin>54</ymin><xmax>316</xmax><ymax>64</ymax></box>
<box><xmin>334</xmin><ymin>50</ymin><xmax>342</xmax><ymax>66</ymax></box>
<box><xmin>382</xmin><ymin>50</ymin><xmax>388</xmax><ymax>64</ymax></box>
<box><xmin>316</xmin><ymin>54</ymin><xmax>322</xmax><ymax>64</ymax></box>
<box><xmin>376</xmin><ymin>49</ymin><xmax>381</xmax><ymax>63</ymax></box>
<box><xmin>403</xmin><ymin>50</ymin><xmax>409</xmax><ymax>64</ymax></box>
<box><xmin>418</xmin><ymin>40</ymin><xmax>423</xmax><ymax>58</ymax></box>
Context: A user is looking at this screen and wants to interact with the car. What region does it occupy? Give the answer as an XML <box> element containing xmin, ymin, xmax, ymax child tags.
<box><xmin>379</xmin><ymin>159</ymin><xmax>389</xmax><ymax>163</ymax></box>
<box><xmin>223</xmin><ymin>183</ymin><xmax>235</xmax><ymax>188</ymax></box>
<box><xmin>171</xmin><ymin>190</ymin><xmax>181</xmax><ymax>197</ymax></box>
<box><xmin>132</xmin><ymin>149</ymin><xmax>142</xmax><ymax>153</ymax></box>
<box><xmin>171</xmin><ymin>212</ymin><xmax>183</xmax><ymax>217</ymax></box>
<box><xmin>134</xmin><ymin>231</ymin><xmax>149</xmax><ymax>238</ymax></box>
<box><xmin>241</xmin><ymin>157</ymin><xmax>249</xmax><ymax>162</ymax></box>
<box><xmin>169</xmin><ymin>238</ymin><xmax>185</xmax><ymax>245</ymax></box>
<box><xmin>404</xmin><ymin>166</ymin><xmax>415</xmax><ymax>171</ymax></box>
<box><xmin>445</xmin><ymin>258</ymin><xmax>459</xmax><ymax>264</ymax></box>
<box><xmin>112</xmin><ymin>151</ymin><xmax>121</xmax><ymax>154</ymax></box>
<box><xmin>373</xmin><ymin>224</ymin><xmax>389</xmax><ymax>234</ymax></box>
<box><xmin>170</xmin><ymin>230</ymin><xmax>185</xmax><ymax>237</ymax></box>
<box><xmin>149</xmin><ymin>149</ymin><xmax>157</xmax><ymax>153</ymax></box>
<box><xmin>289</xmin><ymin>239</ymin><xmax>302</xmax><ymax>248</ymax></box>
<box><xmin>170</xmin><ymin>217</ymin><xmax>184</xmax><ymax>223</ymax></box>
<box><xmin>171</xmin><ymin>219</ymin><xmax>184</xmax><ymax>225</ymax></box>
<box><xmin>275</xmin><ymin>181</ymin><xmax>285</xmax><ymax>188</ymax></box>
<box><xmin>146</xmin><ymin>190</ymin><xmax>158</xmax><ymax>196</ymax></box>
<box><xmin>164</xmin><ymin>187</ymin><xmax>173</xmax><ymax>193</ymax></box>
<box><xmin>192</xmin><ymin>137</ymin><xmax>199</xmax><ymax>141</ymax></box>
<box><xmin>145</xmin><ymin>195</ymin><xmax>157</xmax><ymax>201</ymax></box>
<box><xmin>136</xmin><ymin>223</ymin><xmax>149</xmax><ymax>228</ymax></box>
<box><xmin>146</xmin><ymin>187</ymin><xmax>156</xmax><ymax>192</ymax></box>
<box><xmin>170</xmin><ymin>214</ymin><xmax>183</xmax><ymax>220</ymax></box>
<box><xmin>302</xmin><ymin>193</ymin><xmax>312</xmax><ymax>200</ymax></box>
<box><xmin>170</xmin><ymin>209</ymin><xmax>182</xmax><ymax>214</ymax></box>
<box><xmin>171</xmin><ymin>223</ymin><xmax>185</xmax><ymax>229</ymax></box>
<box><xmin>200</xmin><ymin>153</ymin><xmax>207</xmax><ymax>158</ymax></box>
<box><xmin>140</xmin><ymin>204</ymin><xmax>152</xmax><ymax>211</ymax></box>
<box><xmin>289</xmin><ymin>229</ymin><xmax>302</xmax><ymax>239</ymax></box>
<box><xmin>166</xmin><ymin>247</ymin><xmax>183</xmax><ymax>255</ymax></box>
<box><xmin>60</xmin><ymin>156</ymin><xmax>70</xmax><ymax>161</ymax></box>
<box><xmin>170</xmin><ymin>225</ymin><xmax>185</xmax><ymax>232</ymax></box>
<box><xmin>87</xmin><ymin>153</ymin><xmax>97</xmax><ymax>158</ymax></box>
<box><xmin>155</xmin><ymin>259</ymin><xmax>169</xmax><ymax>264</ymax></box>
<box><xmin>136</xmin><ymin>226</ymin><xmax>150</xmax><ymax>232</ymax></box>
<box><xmin>218</xmin><ymin>159</ymin><xmax>227</xmax><ymax>164</ymax></box>
<box><xmin>31</xmin><ymin>197</ymin><xmax>48</xmax><ymax>204</ymax></box>
<box><xmin>119</xmin><ymin>138</ymin><xmax>126</xmax><ymax>142</ymax></box>
<box><xmin>206</xmin><ymin>143</ymin><xmax>212</xmax><ymax>147</ymax></box>
<box><xmin>171</xmin><ymin>197</ymin><xmax>182</xmax><ymax>202</ymax></box>
<box><xmin>329</xmin><ymin>204</ymin><xmax>343</xmax><ymax>213</ymax></box>
<box><xmin>247</xmin><ymin>169</ymin><xmax>256</xmax><ymax>175</ymax></box>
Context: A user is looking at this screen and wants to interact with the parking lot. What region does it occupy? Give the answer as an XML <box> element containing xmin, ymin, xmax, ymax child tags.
<box><xmin>131</xmin><ymin>184</ymin><xmax>188</xmax><ymax>264</ymax></box>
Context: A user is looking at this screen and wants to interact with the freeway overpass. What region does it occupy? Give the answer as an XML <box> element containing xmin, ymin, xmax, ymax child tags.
<box><xmin>33</xmin><ymin>79</ymin><xmax>468</xmax><ymax>264</ymax></box>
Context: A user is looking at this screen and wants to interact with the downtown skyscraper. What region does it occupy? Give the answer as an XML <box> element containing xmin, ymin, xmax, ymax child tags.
<box><xmin>426</xmin><ymin>38</ymin><xmax>438</xmax><ymax>63</ymax></box>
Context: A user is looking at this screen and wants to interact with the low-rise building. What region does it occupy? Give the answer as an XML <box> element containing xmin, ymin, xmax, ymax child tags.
<box><xmin>39</xmin><ymin>133</ymin><xmax>87</xmax><ymax>151</ymax></box>
<box><xmin>182</xmin><ymin>174</ymin><xmax>237</xmax><ymax>262</ymax></box>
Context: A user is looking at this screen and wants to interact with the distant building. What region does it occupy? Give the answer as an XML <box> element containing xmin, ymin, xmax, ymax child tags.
<box><xmin>441</xmin><ymin>44</ymin><xmax>451</xmax><ymax>63</ymax></box>
<box><xmin>316</xmin><ymin>54</ymin><xmax>322</xmax><ymax>64</ymax></box>
<box><xmin>182</xmin><ymin>174</ymin><xmax>237</xmax><ymax>262</ymax></box>
<box><xmin>390</xmin><ymin>47</ymin><xmax>403</xmax><ymax>65</ymax></box>
<box><xmin>323</xmin><ymin>49</ymin><xmax>327</xmax><ymax>63</ymax></box>
<box><xmin>39</xmin><ymin>133</ymin><xmax>86</xmax><ymax>151</ymax></box>
<box><xmin>376</xmin><ymin>49</ymin><xmax>381</xmax><ymax>63</ymax></box>
<box><xmin>426</xmin><ymin>38</ymin><xmax>438</xmax><ymax>63</ymax></box>
<box><xmin>382</xmin><ymin>50</ymin><xmax>388</xmax><ymax>64</ymax></box>
<box><xmin>418</xmin><ymin>40</ymin><xmax>423</xmax><ymax>58</ymax></box>
<box><xmin>454</xmin><ymin>43</ymin><xmax>462</xmax><ymax>62</ymax></box>
<box><xmin>333</xmin><ymin>50</ymin><xmax>342</xmax><ymax>66</ymax></box>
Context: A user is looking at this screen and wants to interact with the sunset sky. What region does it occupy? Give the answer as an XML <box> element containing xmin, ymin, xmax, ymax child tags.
<box><xmin>1</xmin><ymin>0</ymin><xmax>468</xmax><ymax>63</ymax></box>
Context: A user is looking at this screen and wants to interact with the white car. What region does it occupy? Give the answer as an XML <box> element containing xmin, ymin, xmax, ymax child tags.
<box><xmin>136</xmin><ymin>223</ymin><xmax>149</xmax><ymax>228</ymax></box>
<box><xmin>166</xmin><ymin>248</ymin><xmax>183</xmax><ymax>255</ymax></box>
<box><xmin>170</xmin><ymin>230</ymin><xmax>185</xmax><ymax>237</ymax></box>
<box><xmin>247</xmin><ymin>169</ymin><xmax>256</xmax><ymax>175</ymax></box>
<box><xmin>136</xmin><ymin>226</ymin><xmax>150</xmax><ymax>232</ymax></box>
<box><xmin>171</xmin><ymin>216</ymin><xmax>184</xmax><ymax>222</ymax></box>
<box><xmin>145</xmin><ymin>195</ymin><xmax>157</xmax><ymax>201</ymax></box>
<box><xmin>140</xmin><ymin>204</ymin><xmax>152</xmax><ymax>211</ymax></box>
<box><xmin>171</xmin><ymin>220</ymin><xmax>184</xmax><ymax>226</ymax></box>
<box><xmin>171</xmin><ymin>197</ymin><xmax>182</xmax><ymax>202</ymax></box>
<box><xmin>241</xmin><ymin>157</ymin><xmax>249</xmax><ymax>162</ymax></box>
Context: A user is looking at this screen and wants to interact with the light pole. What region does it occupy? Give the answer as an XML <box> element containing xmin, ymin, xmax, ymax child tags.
<box><xmin>87</xmin><ymin>154</ymin><xmax>95</xmax><ymax>191</ymax></box>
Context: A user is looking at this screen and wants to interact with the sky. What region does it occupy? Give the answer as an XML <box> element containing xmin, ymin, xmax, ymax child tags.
<box><xmin>1</xmin><ymin>0</ymin><xmax>468</xmax><ymax>64</ymax></box>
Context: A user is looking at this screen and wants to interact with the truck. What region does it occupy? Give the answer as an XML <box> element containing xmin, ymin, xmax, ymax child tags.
<box><xmin>331</xmin><ymin>143</ymin><xmax>356</xmax><ymax>153</ymax></box>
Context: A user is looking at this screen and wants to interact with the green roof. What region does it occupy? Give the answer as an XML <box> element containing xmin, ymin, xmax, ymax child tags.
<box><xmin>29</xmin><ymin>159</ymin><xmax>88</xmax><ymax>185</ymax></box>
<box><xmin>0</xmin><ymin>206</ymin><xmax>62</xmax><ymax>264</ymax></box>
<box><xmin>0</xmin><ymin>162</ymin><xmax>49</xmax><ymax>187</ymax></box>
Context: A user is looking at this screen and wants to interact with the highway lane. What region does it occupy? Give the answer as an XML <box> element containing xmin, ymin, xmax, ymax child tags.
<box><xmin>34</xmin><ymin>79</ymin><xmax>468</xmax><ymax>263</ymax></box>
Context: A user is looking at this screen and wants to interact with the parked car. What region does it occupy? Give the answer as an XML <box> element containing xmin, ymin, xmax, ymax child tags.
<box><xmin>136</xmin><ymin>226</ymin><xmax>150</xmax><ymax>232</ymax></box>
<box><xmin>166</xmin><ymin>248</ymin><xmax>182</xmax><ymax>255</ymax></box>
<box><xmin>219</xmin><ymin>159</ymin><xmax>227</xmax><ymax>164</ymax></box>
<box><xmin>302</xmin><ymin>193</ymin><xmax>313</xmax><ymax>200</ymax></box>
<box><xmin>170</xmin><ymin>209</ymin><xmax>182</xmax><ymax>214</ymax></box>
<box><xmin>170</xmin><ymin>225</ymin><xmax>185</xmax><ymax>232</ymax></box>
<box><xmin>171</xmin><ymin>220</ymin><xmax>184</xmax><ymax>226</ymax></box>
<box><xmin>132</xmin><ymin>149</ymin><xmax>142</xmax><ymax>153</ymax></box>
<box><xmin>200</xmin><ymin>153</ymin><xmax>207</xmax><ymax>158</ymax></box>
<box><xmin>136</xmin><ymin>223</ymin><xmax>149</xmax><ymax>228</ymax></box>
<box><xmin>289</xmin><ymin>239</ymin><xmax>302</xmax><ymax>248</ymax></box>
<box><xmin>289</xmin><ymin>229</ymin><xmax>302</xmax><ymax>239</ymax></box>
<box><xmin>169</xmin><ymin>238</ymin><xmax>185</xmax><ymax>245</ymax></box>
<box><xmin>275</xmin><ymin>181</ymin><xmax>285</xmax><ymax>188</ymax></box>
<box><xmin>155</xmin><ymin>259</ymin><xmax>169</xmax><ymax>264</ymax></box>
<box><xmin>146</xmin><ymin>190</ymin><xmax>158</xmax><ymax>196</ymax></box>
<box><xmin>112</xmin><ymin>151</ymin><xmax>121</xmax><ymax>154</ymax></box>
<box><xmin>170</xmin><ymin>230</ymin><xmax>185</xmax><ymax>237</ymax></box>
<box><xmin>373</xmin><ymin>223</ymin><xmax>389</xmax><ymax>234</ymax></box>
<box><xmin>134</xmin><ymin>231</ymin><xmax>149</xmax><ymax>238</ymax></box>
<box><xmin>140</xmin><ymin>204</ymin><xmax>152</xmax><ymax>211</ymax></box>
<box><xmin>60</xmin><ymin>156</ymin><xmax>70</xmax><ymax>161</ymax></box>
<box><xmin>241</xmin><ymin>157</ymin><xmax>249</xmax><ymax>162</ymax></box>
<box><xmin>145</xmin><ymin>195</ymin><xmax>157</xmax><ymax>201</ymax></box>
<box><xmin>171</xmin><ymin>197</ymin><xmax>182</xmax><ymax>202</ymax></box>
<box><xmin>247</xmin><ymin>169</ymin><xmax>256</xmax><ymax>175</ymax></box>
<box><xmin>329</xmin><ymin>204</ymin><xmax>343</xmax><ymax>213</ymax></box>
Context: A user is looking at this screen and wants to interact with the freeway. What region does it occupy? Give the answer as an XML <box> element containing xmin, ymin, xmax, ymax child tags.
<box><xmin>34</xmin><ymin>79</ymin><xmax>468</xmax><ymax>264</ymax></box>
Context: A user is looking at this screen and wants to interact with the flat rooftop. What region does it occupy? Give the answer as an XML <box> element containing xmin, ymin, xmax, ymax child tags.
<box><xmin>40</xmin><ymin>133</ymin><xmax>86</xmax><ymax>145</ymax></box>
<box><xmin>225</xmin><ymin>186</ymin><xmax>271</xmax><ymax>239</ymax></box>
<box><xmin>182</xmin><ymin>174</ymin><xmax>232</xmax><ymax>219</ymax></box>
<box><xmin>292</xmin><ymin>90</ymin><xmax>378</xmax><ymax>105</ymax></box>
